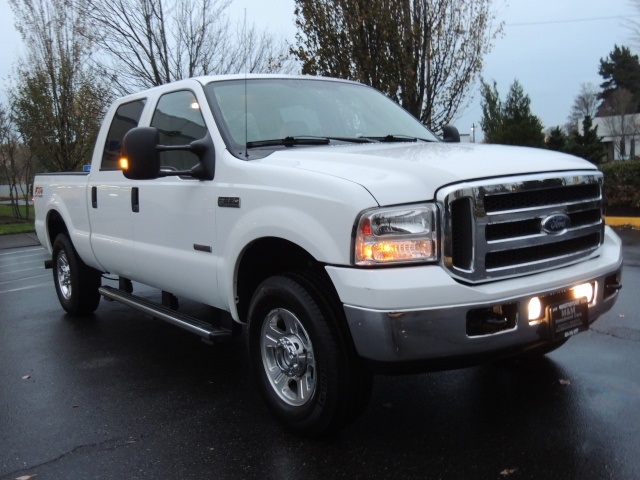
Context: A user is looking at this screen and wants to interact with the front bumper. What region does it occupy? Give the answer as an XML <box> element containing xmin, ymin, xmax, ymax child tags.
<box><xmin>326</xmin><ymin>227</ymin><xmax>623</xmax><ymax>369</ymax></box>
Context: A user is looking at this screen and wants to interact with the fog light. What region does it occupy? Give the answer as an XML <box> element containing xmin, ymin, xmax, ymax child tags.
<box><xmin>528</xmin><ymin>296</ymin><xmax>542</xmax><ymax>320</ymax></box>
<box><xmin>573</xmin><ymin>282</ymin><xmax>595</xmax><ymax>304</ymax></box>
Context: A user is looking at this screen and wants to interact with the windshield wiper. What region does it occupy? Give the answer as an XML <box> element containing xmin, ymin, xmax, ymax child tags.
<box><xmin>362</xmin><ymin>134</ymin><xmax>433</xmax><ymax>143</ymax></box>
<box><xmin>246</xmin><ymin>136</ymin><xmax>330</xmax><ymax>148</ymax></box>
<box><xmin>325</xmin><ymin>136</ymin><xmax>374</xmax><ymax>144</ymax></box>
<box><xmin>246</xmin><ymin>135</ymin><xmax>380</xmax><ymax>149</ymax></box>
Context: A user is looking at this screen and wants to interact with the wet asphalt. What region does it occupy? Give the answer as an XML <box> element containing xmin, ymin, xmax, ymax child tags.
<box><xmin>1</xmin><ymin>229</ymin><xmax>639</xmax><ymax>480</ymax></box>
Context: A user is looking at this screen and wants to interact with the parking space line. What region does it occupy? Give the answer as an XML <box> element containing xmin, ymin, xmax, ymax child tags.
<box><xmin>0</xmin><ymin>265</ymin><xmax>46</xmax><ymax>276</ymax></box>
<box><xmin>0</xmin><ymin>281</ymin><xmax>54</xmax><ymax>293</ymax></box>
<box><xmin>0</xmin><ymin>259</ymin><xmax>48</xmax><ymax>269</ymax></box>
<box><xmin>0</xmin><ymin>254</ymin><xmax>47</xmax><ymax>263</ymax></box>
<box><xmin>0</xmin><ymin>272</ymin><xmax>50</xmax><ymax>286</ymax></box>
<box><xmin>0</xmin><ymin>247</ymin><xmax>44</xmax><ymax>257</ymax></box>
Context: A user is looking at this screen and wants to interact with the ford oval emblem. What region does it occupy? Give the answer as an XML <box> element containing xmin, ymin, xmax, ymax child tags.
<box><xmin>541</xmin><ymin>213</ymin><xmax>571</xmax><ymax>234</ymax></box>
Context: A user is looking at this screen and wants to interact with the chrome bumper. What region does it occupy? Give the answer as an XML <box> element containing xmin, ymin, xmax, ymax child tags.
<box><xmin>343</xmin><ymin>265</ymin><xmax>621</xmax><ymax>366</ymax></box>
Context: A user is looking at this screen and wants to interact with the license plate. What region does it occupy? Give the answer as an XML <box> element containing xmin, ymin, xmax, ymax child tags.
<box><xmin>549</xmin><ymin>297</ymin><xmax>589</xmax><ymax>340</ymax></box>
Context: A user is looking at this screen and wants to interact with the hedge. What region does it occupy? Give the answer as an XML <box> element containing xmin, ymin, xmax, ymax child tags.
<box><xmin>600</xmin><ymin>160</ymin><xmax>640</xmax><ymax>210</ymax></box>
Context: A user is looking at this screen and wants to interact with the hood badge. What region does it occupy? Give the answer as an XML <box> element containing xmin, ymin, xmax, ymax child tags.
<box><xmin>541</xmin><ymin>213</ymin><xmax>571</xmax><ymax>235</ymax></box>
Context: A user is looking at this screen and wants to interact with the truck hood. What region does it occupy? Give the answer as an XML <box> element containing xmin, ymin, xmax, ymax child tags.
<box><xmin>256</xmin><ymin>142</ymin><xmax>597</xmax><ymax>206</ymax></box>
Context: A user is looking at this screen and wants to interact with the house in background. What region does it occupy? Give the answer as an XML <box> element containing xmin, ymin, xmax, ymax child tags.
<box><xmin>592</xmin><ymin>113</ymin><xmax>640</xmax><ymax>162</ymax></box>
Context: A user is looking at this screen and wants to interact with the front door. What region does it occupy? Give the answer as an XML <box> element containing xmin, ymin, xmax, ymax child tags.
<box><xmin>130</xmin><ymin>89</ymin><xmax>223</xmax><ymax>307</ymax></box>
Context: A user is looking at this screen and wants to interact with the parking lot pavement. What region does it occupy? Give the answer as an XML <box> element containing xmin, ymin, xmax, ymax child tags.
<box><xmin>0</xmin><ymin>233</ymin><xmax>40</xmax><ymax>250</ymax></box>
<box><xmin>0</xmin><ymin>243</ymin><xmax>51</xmax><ymax>295</ymax></box>
<box><xmin>0</xmin><ymin>229</ymin><xmax>639</xmax><ymax>480</ymax></box>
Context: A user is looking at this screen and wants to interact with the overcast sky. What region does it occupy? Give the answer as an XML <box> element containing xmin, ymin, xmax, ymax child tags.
<box><xmin>1</xmin><ymin>0</ymin><xmax>638</xmax><ymax>140</ymax></box>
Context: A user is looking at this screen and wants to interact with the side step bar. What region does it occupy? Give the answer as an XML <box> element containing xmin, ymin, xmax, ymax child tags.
<box><xmin>98</xmin><ymin>286</ymin><xmax>232</xmax><ymax>341</ymax></box>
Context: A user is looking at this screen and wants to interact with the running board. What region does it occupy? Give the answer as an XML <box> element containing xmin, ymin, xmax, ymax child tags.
<box><xmin>98</xmin><ymin>286</ymin><xmax>232</xmax><ymax>341</ymax></box>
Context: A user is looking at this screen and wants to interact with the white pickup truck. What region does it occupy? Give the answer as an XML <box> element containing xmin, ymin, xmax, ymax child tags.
<box><xmin>34</xmin><ymin>75</ymin><xmax>623</xmax><ymax>436</ymax></box>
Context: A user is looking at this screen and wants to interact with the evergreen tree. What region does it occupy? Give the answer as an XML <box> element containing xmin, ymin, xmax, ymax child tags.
<box><xmin>566</xmin><ymin>116</ymin><xmax>606</xmax><ymax>165</ymax></box>
<box><xmin>598</xmin><ymin>45</ymin><xmax>640</xmax><ymax>105</ymax></box>
<box><xmin>480</xmin><ymin>79</ymin><xmax>545</xmax><ymax>148</ymax></box>
<box><xmin>479</xmin><ymin>80</ymin><xmax>503</xmax><ymax>144</ymax></box>
<box><xmin>546</xmin><ymin>126</ymin><xmax>568</xmax><ymax>152</ymax></box>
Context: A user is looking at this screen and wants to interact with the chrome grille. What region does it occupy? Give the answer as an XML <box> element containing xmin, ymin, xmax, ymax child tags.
<box><xmin>439</xmin><ymin>172</ymin><xmax>604</xmax><ymax>283</ymax></box>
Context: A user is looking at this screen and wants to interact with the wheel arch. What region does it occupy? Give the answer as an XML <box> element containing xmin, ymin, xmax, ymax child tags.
<box><xmin>46</xmin><ymin>209</ymin><xmax>70</xmax><ymax>249</ymax></box>
<box><xmin>234</xmin><ymin>237</ymin><xmax>337</xmax><ymax>324</ymax></box>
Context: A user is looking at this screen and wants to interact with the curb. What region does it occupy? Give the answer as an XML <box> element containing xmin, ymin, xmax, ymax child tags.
<box><xmin>604</xmin><ymin>216</ymin><xmax>640</xmax><ymax>228</ymax></box>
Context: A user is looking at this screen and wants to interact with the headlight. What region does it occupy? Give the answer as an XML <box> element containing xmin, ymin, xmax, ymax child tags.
<box><xmin>354</xmin><ymin>204</ymin><xmax>439</xmax><ymax>265</ymax></box>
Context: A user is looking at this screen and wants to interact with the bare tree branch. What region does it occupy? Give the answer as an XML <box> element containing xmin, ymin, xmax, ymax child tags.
<box><xmin>81</xmin><ymin>0</ymin><xmax>295</xmax><ymax>95</ymax></box>
<box><xmin>566</xmin><ymin>83</ymin><xmax>600</xmax><ymax>133</ymax></box>
<box><xmin>9</xmin><ymin>0</ymin><xmax>112</xmax><ymax>172</ymax></box>
<box><xmin>293</xmin><ymin>0</ymin><xmax>503</xmax><ymax>131</ymax></box>
<box><xmin>0</xmin><ymin>104</ymin><xmax>37</xmax><ymax>218</ymax></box>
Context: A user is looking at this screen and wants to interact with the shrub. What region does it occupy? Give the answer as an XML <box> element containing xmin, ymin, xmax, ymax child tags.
<box><xmin>600</xmin><ymin>160</ymin><xmax>640</xmax><ymax>209</ymax></box>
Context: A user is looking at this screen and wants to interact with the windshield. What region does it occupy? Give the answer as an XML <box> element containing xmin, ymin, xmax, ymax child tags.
<box><xmin>204</xmin><ymin>78</ymin><xmax>439</xmax><ymax>156</ymax></box>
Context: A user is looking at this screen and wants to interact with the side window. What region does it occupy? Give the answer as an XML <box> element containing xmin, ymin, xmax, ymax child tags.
<box><xmin>102</xmin><ymin>99</ymin><xmax>146</xmax><ymax>169</ymax></box>
<box><xmin>150</xmin><ymin>90</ymin><xmax>207</xmax><ymax>171</ymax></box>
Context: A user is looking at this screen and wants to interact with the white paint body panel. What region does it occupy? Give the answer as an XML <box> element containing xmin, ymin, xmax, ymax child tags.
<box><xmin>258</xmin><ymin>142</ymin><xmax>594</xmax><ymax>206</ymax></box>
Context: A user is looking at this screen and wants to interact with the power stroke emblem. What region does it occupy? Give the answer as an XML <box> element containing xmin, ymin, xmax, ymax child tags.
<box><xmin>218</xmin><ymin>197</ymin><xmax>240</xmax><ymax>208</ymax></box>
<box><xmin>541</xmin><ymin>213</ymin><xmax>571</xmax><ymax>235</ymax></box>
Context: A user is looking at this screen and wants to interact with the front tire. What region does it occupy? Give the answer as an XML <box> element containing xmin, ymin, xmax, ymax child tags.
<box><xmin>248</xmin><ymin>272</ymin><xmax>371</xmax><ymax>436</ymax></box>
<box><xmin>52</xmin><ymin>234</ymin><xmax>101</xmax><ymax>315</ymax></box>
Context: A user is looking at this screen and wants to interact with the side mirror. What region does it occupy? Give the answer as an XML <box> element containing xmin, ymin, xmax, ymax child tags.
<box><xmin>121</xmin><ymin>127</ymin><xmax>215</xmax><ymax>181</ymax></box>
<box><xmin>122</xmin><ymin>127</ymin><xmax>161</xmax><ymax>180</ymax></box>
<box><xmin>442</xmin><ymin>125</ymin><xmax>460</xmax><ymax>143</ymax></box>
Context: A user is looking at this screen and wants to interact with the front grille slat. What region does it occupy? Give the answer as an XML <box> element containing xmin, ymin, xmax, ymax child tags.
<box><xmin>483</xmin><ymin>183</ymin><xmax>600</xmax><ymax>212</ymax></box>
<box><xmin>486</xmin><ymin>208</ymin><xmax>602</xmax><ymax>242</ymax></box>
<box><xmin>440</xmin><ymin>173</ymin><xmax>604</xmax><ymax>283</ymax></box>
<box><xmin>485</xmin><ymin>232</ymin><xmax>601</xmax><ymax>270</ymax></box>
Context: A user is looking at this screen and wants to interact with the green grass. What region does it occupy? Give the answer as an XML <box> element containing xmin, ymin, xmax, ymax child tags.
<box><xmin>0</xmin><ymin>203</ymin><xmax>35</xmax><ymax>235</ymax></box>
<box><xmin>0</xmin><ymin>222</ymin><xmax>35</xmax><ymax>235</ymax></box>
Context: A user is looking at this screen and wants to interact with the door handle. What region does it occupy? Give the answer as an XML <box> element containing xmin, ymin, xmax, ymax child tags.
<box><xmin>131</xmin><ymin>187</ymin><xmax>139</xmax><ymax>212</ymax></box>
<box><xmin>91</xmin><ymin>186</ymin><xmax>97</xmax><ymax>208</ymax></box>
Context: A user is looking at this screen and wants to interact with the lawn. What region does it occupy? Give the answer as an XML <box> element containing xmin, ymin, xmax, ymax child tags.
<box><xmin>0</xmin><ymin>203</ymin><xmax>35</xmax><ymax>235</ymax></box>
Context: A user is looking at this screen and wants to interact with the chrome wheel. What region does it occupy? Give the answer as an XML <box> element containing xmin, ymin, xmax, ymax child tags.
<box><xmin>249</xmin><ymin>273</ymin><xmax>372</xmax><ymax>436</ymax></box>
<box><xmin>260</xmin><ymin>308</ymin><xmax>315</xmax><ymax>407</ymax></box>
<box><xmin>56</xmin><ymin>251</ymin><xmax>72</xmax><ymax>300</ymax></box>
<box><xmin>51</xmin><ymin>234</ymin><xmax>101</xmax><ymax>315</ymax></box>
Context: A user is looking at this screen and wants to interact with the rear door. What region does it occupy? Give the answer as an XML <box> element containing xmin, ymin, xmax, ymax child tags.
<box><xmin>88</xmin><ymin>99</ymin><xmax>146</xmax><ymax>277</ymax></box>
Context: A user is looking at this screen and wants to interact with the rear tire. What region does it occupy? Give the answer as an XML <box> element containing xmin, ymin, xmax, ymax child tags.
<box><xmin>52</xmin><ymin>234</ymin><xmax>101</xmax><ymax>315</ymax></box>
<box><xmin>248</xmin><ymin>272</ymin><xmax>371</xmax><ymax>437</ymax></box>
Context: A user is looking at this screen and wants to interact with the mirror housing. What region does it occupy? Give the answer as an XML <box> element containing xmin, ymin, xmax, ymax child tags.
<box><xmin>122</xmin><ymin>127</ymin><xmax>161</xmax><ymax>180</ymax></box>
<box><xmin>442</xmin><ymin>125</ymin><xmax>461</xmax><ymax>143</ymax></box>
<box><xmin>121</xmin><ymin>127</ymin><xmax>215</xmax><ymax>181</ymax></box>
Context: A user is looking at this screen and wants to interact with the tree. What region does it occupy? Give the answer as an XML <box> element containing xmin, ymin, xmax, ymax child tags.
<box><xmin>566</xmin><ymin>83</ymin><xmax>600</xmax><ymax>134</ymax></box>
<box><xmin>598</xmin><ymin>45</ymin><xmax>640</xmax><ymax>104</ymax></box>
<box><xmin>9</xmin><ymin>0</ymin><xmax>112</xmax><ymax>172</ymax></box>
<box><xmin>546</xmin><ymin>126</ymin><xmax>568</xmax><ymax>152</ymax></box>
<box><xmin>292</xmin><ymin>0</ymin><xmax>502</xmax><ymax>131</ymax></box>
<box><xmin>81</xmin><ymin>0</ymin><xmax>294</xmax><ymax>94</ymax></box>
<box><xmin>0</xmin><ymin>105</ymin><xmax>36</xmax><ymax>219</ymax></box>
<box><xmin>479</xmin><ymin>79</ymin><xmax>503</xmax><ymax>144</ymax></box>
<box><xmin>480</xmin><ymin>79</ymin><xmax>545</xmax><ymax>148</ymax></box>
<box><xmin>566</xmin><ymin>116</ymin><xmax>606</xmax><ymax>165</ymax></box>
